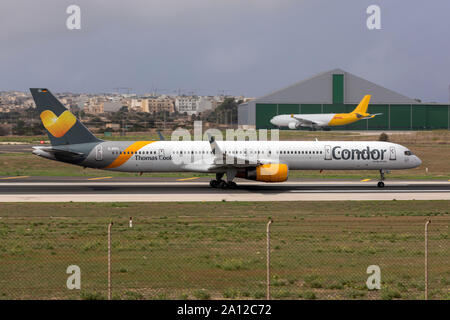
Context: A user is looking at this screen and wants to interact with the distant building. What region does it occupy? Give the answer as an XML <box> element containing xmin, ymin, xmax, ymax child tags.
<box><xmin>130</xmin><ymin>99</ymin><xmax>142</xmax><ymax>111</ymax></box>
<box><xmin>146</xmin><ymin>96</ymin><xmax>175</xmax><ymax>113</ymax></box>
<box><xmin>85</xmin><ymin>104</ymin><xmax>103</xmax><ymax>114</ymax></box>
<box><xmin>103</xmin><ymin>101</ymin><xmax>123</xmax><ymax>113</ymax></box>
<box><xmin>106</xmin><ymin>123</ymin><xmax>121</xmax><ymax>130</ymax></box>
<box><xmin>84</xmin><ymin>97</ymin><xmax>104</xmax><ymax>114</ymax></box>
<box><xmin>175</xmin><ymin>96</ymin><xmax>213</xmax><ymax>115</ymax></box>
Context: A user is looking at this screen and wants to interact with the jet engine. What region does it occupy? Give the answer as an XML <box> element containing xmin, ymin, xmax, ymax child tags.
<box><xmin>237</xmin><ymin>164</ymin><xmax>289</xmax><ymax>182</ymax></box>
<box><xmin>288</xmin><ymin>121</ymin><xmax>298</xmax><ymax>130</ymax></box>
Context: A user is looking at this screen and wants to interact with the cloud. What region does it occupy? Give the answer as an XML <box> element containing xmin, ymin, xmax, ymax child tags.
<box><xmin>0</xmin><ymin>0</ymin><xmax>449</xmax><ymax>101</ymax></box>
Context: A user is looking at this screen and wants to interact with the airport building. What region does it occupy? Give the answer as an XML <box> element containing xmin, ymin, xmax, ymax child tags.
<box><xmin>238</xmin><ymin>68</ymin><xmax>450</xmax><ymax>130</ymax></box>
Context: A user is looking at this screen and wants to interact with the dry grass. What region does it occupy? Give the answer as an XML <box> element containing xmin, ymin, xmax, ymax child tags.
<box><xmin>0</xmin><ymin>201</ymin><xmax>448</xmax><ymax>300</ymax></box>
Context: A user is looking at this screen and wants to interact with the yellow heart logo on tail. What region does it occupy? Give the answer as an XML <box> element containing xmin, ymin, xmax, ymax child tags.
<box><xmin>40</xmin><ymin>110</ymin><xmax>77</xmax><ymax>138</ymax></box>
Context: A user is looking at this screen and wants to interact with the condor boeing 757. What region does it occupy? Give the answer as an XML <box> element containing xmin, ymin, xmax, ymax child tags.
<box><xmin>270</xmin><ymin>95</ymin><xmax>382</xmax><ymax>130</ymax></box>
<box><xmin>30</xmin><ymin>89</ymin><xmax>421</xmax><ymax>188</ymax></box>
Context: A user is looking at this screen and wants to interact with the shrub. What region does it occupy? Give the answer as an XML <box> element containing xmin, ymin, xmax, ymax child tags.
<box><xmin>300</xmin><ymin>291</ymin><xmax>316</xmax><ymax>300</ymax></box>
<box><xmin>193</xmin><ymin>290</ymin><xmax>210</xmax><ymax>300</ymax></box>
<box><xmin>379</xmin><ymin>132</ymin><xmax>389</xmax><ymax>141</ymax></box>
<box><xmin>347</xmin><ymin>290</ymin><xmax>366</xmax><ymax>299</ymax></box>
<box><xmin>222</xmin><ymin>289</ymin><xmax>239</xmax><ymax>299</ymax></box>
<box><xmin>381</xmin><ymin>289</ymin><xmax>401</xmax><ymax>300</ymax></box>
<box><xmin>80</xmin><ymin>292</ymin><xmax>106</xmax><ymax>300</ymax></box>
<box><xmin>124</xmin><ymin>291</ymin><xmax>144</xmax><ymax>300</ymax></box>
<box><xmin>253</xmin><ymin>292</ymin><xmax>265</xmax><ymax>299</ymax></box>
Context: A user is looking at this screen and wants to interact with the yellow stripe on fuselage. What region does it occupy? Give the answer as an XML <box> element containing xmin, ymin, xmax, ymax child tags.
<box><xmin>104</xmin><ymin>141</ymin><xmax>156</xmax><ymax>169</ymax></box>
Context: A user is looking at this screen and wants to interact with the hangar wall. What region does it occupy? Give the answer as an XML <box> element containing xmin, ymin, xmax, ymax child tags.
<box><xmin>238</xmin><ymin>69</ymin><xmax>450</xmax><ymax>130</ymax></box>
<box><xmin>254</xmin><ymin>103</ymin><xmax>450</xmax><ymax>130</ymax></box>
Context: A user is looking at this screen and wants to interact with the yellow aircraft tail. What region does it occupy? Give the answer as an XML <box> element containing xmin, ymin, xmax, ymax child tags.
<box><xmin>351</xmin><ymin>95</ymin><xmax>371</xmax><ymax>114</ymax></box>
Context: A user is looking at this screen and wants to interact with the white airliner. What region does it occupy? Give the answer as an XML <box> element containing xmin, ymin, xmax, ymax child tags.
<box><xmin>270</xmin><ymin>95</ymin><xmax>382</xmax><ymax>130</ymax></box>
<box><xmin>30</xmin><ymin>88</ymin><xmax>422</xmax><ymax>188</ymax></box>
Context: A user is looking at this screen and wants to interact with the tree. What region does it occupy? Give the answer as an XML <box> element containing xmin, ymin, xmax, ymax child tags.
<box><xmin>12</xmin><ymin>120</ymin><xmax>26</xmax><ymax>135</ymax></box>
<box><xmin>209</xmin><ymin>97</ymin><xmax>241</xmax><ymax>124</ymax></box>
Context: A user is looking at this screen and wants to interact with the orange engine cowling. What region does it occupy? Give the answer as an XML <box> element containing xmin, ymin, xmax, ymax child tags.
<box><xmin>237</xmin><ymin>164</ymin><xmax>289</xmax><ymax>182</ymax></box>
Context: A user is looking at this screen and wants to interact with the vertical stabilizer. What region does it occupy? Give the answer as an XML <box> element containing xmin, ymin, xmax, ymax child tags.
<box><xmin>30</xmin><ymin>88</ymin><xmax>102</xmax><ymax>146</ymax></box>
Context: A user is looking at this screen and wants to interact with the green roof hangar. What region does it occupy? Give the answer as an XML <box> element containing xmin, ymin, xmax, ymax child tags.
<box><xmin>238</xmin><ymin>69</ymin><xmax>450</xmax><ymax>130</ymax></box>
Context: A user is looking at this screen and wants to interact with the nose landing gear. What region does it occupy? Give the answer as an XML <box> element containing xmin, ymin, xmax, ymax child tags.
<box><xmin>377</xmin><ymin>169</ymin><xmax>388</xmax><ymax>188</ymax></box>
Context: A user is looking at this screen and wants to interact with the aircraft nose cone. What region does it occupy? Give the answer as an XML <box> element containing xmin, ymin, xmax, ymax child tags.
<box><xmin>416</xmin><ymin>156</ymin><xmax>422</xmax><ymax>166</ymax></box>
<box><xmin>270</xmin><ymin>118</ymin><xmax>276</xmax><ymax>125</ymax></box>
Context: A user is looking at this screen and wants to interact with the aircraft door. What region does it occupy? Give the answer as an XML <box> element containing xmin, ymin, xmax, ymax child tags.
<box><xmin>324</xmin><ymin>145</ymin><xmax>332</xmax><ymax>160</ymax></box>
<box><xmin>95</xmin><ymin>144</ymin><xmax>103</xmax><ymax>161</ymax></box>
<box><xmin>389</xmin><ymin>146</ymin><xmax>396</xmax><ymax>160</ymax></box>
<box><xmin>158</xmin><ymin>149</ymin><xmax>165</xmax><ymax>159</ymax></box>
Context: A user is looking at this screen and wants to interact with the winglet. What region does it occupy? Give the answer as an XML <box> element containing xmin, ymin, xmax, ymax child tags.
<box><xmin>351</xmin><ymin>95</ymin><xmax>371</xmax><ymax>114</ymax></box>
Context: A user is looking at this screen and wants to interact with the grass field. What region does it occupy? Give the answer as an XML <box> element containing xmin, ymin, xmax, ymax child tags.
<box><xmin>1</xmin><ymin>130</ymin><xmax>449</xmax><ymax>179</ymax></box>
<box><xmin>0</xmin><ymin>201</ymin><xmax>448</xmax><ymax>300</ymax></box>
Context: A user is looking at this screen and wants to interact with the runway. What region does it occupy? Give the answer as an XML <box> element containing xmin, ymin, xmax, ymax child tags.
<box><xmin>0</xmin><ymin>143</ymin><xmax>34</xmax><ymax>154</ymax></box>
<box><xmin>0</xmin><ymin>176</ymin><xmax>448</xmax><ymax>202</ymax></box>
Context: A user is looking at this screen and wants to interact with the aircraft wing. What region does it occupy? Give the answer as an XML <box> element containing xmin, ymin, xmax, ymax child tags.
<box><xmin>290</xmin><ymin>115</ymin><xmax>322</xmax><ymax>126</ymax></box>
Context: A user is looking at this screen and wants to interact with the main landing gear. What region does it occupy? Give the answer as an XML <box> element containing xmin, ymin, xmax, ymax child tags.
<box><xmin>209</xmin><ymin>172</ymin><xmax>238</xmax><ymax>189</ymax></box>
<box><xmin>377</xmin><ymin>169</ymin><xmax>387</xmax><ymax>188</ymax></box>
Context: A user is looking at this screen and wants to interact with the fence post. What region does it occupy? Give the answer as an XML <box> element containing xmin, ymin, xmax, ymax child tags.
<box><xmin>108</xmin><ymin>221</ymin><xmax>113</xmax><ymax>300</ymax></box>
<box><xmin>266</xmin><ymin>219</ymin><xmax>273</xmax><ymax>300</ymax></box>
<box><xmin>424</xmin><ymin>220</ymin><xmax>431</xmax><ymax>300</ymax></box>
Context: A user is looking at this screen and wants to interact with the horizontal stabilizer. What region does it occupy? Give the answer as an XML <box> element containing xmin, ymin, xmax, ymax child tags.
<box><xmin>32</xmin><ymin>146</ymin><xmax>84</xmax><ymax>158</ymax></box>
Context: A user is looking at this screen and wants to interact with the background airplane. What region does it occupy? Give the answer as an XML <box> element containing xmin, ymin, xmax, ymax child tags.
<box><xmin>270</xmin><ymin>95</ymin><xmax>382</xmax><ymax>130</ymax></box>
<box><xmin>30</xmin><ymin>89</ymin><xmax>420</xmax><ymax>188</ymax></box>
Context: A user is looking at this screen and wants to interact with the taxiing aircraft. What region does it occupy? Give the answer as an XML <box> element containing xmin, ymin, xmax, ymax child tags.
<box><xmin>30</xmin><ymin>89</ymin><xmax>421</xmax><ymax>188</ymax></box>
<box><xmin>270</xmin><ymin>95</ymin><xmax>382</xmax><ymax>130</ymax></box>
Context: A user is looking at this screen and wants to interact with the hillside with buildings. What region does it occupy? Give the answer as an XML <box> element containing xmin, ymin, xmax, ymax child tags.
<box><xmin>0</xmin><ymin>90</ymin><xmax>251</xmax><ymax>136</ymax></box>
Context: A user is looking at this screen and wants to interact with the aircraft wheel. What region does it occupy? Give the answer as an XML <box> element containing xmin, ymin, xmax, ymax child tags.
<box><xmin>218</xmin><ymin>181</ymin><xmax>228</xmax><ymax>189</ymax></box>
<box><xmin>227</xmin><ymin>181</ymin><xmax>237</xmax><ymax>189</ymax></box>
<box><xmin>210</xmin><ymin>180</ymin><xmax>219</xmax><ymax>188</ymax></box>
<box><xmin>377</xmin><ymin>181</ymin><xmax>385</xmax><ymax>188</ymax></box>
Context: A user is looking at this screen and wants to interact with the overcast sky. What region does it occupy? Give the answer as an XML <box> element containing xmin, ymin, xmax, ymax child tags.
<box><xmin>1</xmin><ymin>0</ymin><xmax>449</xmax><ymax>102</ymax></box>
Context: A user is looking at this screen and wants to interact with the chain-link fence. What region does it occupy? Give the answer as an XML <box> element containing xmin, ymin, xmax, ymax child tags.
<box><xmin>0</xmin><ymin>216</ymin><xmax>448</xmax><ymax>300</ymax></box>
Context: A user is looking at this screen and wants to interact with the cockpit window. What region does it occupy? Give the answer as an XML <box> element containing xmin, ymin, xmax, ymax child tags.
<box><xmin>404</xmin><ymin>150</ymin><xmax>413</xmax><ymax>156</ymax></box>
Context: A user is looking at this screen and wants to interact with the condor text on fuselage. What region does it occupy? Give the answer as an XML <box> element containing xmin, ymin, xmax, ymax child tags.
<box><xmin>330</xmin><ymin>146</ymin><xmax>387</xmax><ymax>161</ymax></box>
